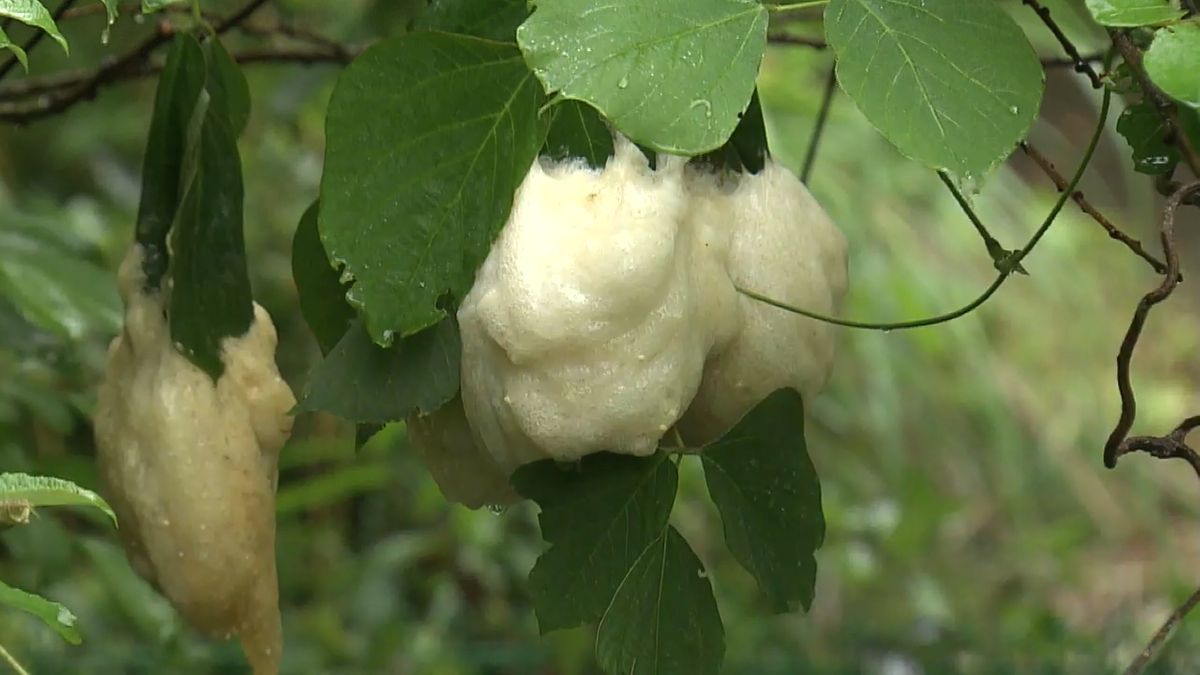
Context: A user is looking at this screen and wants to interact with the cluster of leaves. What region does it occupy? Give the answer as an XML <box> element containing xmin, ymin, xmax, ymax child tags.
<box><xmin>1095</xmin><ymin>0</ymin><xmax>1200</xmax><ymax>177</ymax></box>
<box><xmin>0</xmin><ymin>473</ymin><xmax>115</xmax><ymax>644</ymax></box>
<box><xmin>0</xmin><ymin>0</ymin><xmax>192</xmax><ymax>69</ymax></box>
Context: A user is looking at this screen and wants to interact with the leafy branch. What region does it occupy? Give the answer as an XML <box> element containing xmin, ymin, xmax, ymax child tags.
<box><xmin>0</xmin><ymin>0</ymin><xmax>360</xmax><ymax>124</ymax></box>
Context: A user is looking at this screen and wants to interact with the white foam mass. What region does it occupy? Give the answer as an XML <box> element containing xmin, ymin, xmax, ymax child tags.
<box><xmin>420</xmin><ymin>135</ymin><xmax>847</xmax><ymax>494</ymax></box>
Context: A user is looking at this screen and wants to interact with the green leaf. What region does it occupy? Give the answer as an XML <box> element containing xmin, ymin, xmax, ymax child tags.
<box><xmin>321</xmin><ymin>32</ymin><xmax>549</xmax><ymax>343</ymax></box>
<box><xmin>544</xmin><ymin>99</ymin><xmax>615</xmax><ymax>168</ymax></box>
<box><xmin>0</xmin><ymin>580</ymin><xmax>81</xmax><ymax>644</ymax></box>
<box><xmin>694</xmin><ymin>89</ymin><xmax>768</xmax><ymax>174</ymax></box>
<box><xmin>141</xmin><ymin>0</ymin><xmax>185</xmax><ymax>13</ymax></box>
<box><xmin>0</xmin><ymin>25</ymin><xmax>28</xmax><ymax>71</ymax></box>
<box><xmin>413</xmin><ymin>0</ymin><xmax>529</xmax><ymax>42</ymax></box>
<box><xmin>0</xmin><ymin>227</ymin><xmax>121</xmax><ymax>340</ymax></box>
<box><xmin>0</xmin><ymin>0</ymin><xmax>68</xmax><ymax>53</ymax></box>
<box><xmin>1117</xmin><ymin>99</ymin><xmax>1181</xmax><ymax>174</ymax></box>
<box><xmin>1144</xmin><ymin>22</ymin><xmax>1200</xmax><ymax>108</ymax></box>
<box><xmin>518</xmin><ymin>0</ymin><xmax>767</xmax><ymax>155</ymax></box>
<box><xmin>825</xmin><ymin>0</ymin><xmax>1045</xmax><ymax>178</ymax></box>
<box><xmin>511</xmin><ymin>452</ymin><xmax>678</xmax><ymax>633</ymax></box>
<box><xmin>168</xmin><ymin>37</ymin><xmax>255</xmax><ymax>379</ymax></box>
<box><xmin>292</xmin><ymin>200</ymin><xmax>355</xmax><ymax>355</ymax></box>
<box><xmin>700</xmin><ymin>389</ymin><xmax>823</xmax><ymax>613</ymax></box>
<box><xmin>97</xmin><ymin>0</ymin><xmax>118</xmax><ymax>25</ymax></box>
<box><xmin>135</xmin><ymin>35</ymin><xmax>207</xmax><ymax>289</ymax></box>
<box><xmin>595</xmin><ymin>527</ymin><xmax>724</xmax><ymax>675</ymax></box>
<box><xmin>203</xmin><ymin>38</ymin><xmax>251</xmax><ymax>136</ymax></box>
<box><xmin>297</xmin><ymin>318</ymin><xmax>461</xmax><ymax>424</ymax></box>
<box><xmin>0</xmin><ymin>472</ymin><xmax>117</xmax><ymax>525</ymax></box>
<box><xmin>1084</xmin><ymin>0</ymin><xmax>1184</xmax><ymax>27</ymax></box>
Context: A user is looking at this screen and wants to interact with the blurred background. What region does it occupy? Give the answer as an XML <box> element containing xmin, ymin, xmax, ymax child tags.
<box><xmin>1</xmin><ymin>0</ymin><xmax>1198</xmax><ymax>673</ymax></box>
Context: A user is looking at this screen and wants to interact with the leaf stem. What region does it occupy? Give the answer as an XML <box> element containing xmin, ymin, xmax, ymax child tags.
<box><xmin>0</xmin><ymin>642</ymin><xmax>31</xmax><ymax>675</ymax></box>
<box><xmin>767</xmin><ymin>1</ymin><xmax>829</xmax><ymax>12</ymax></box>
<box><xmin>737</xmin><ymin>84</ymin><xmax>1112</xmax><ymax>331</ymax></box>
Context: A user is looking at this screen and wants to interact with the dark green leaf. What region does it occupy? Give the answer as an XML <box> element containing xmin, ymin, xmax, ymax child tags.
<box><xmin>297</xmin><ymin>318</ymin><xmax>461</xmax><ymax>424</ymax></box>
<box><xmin>0</xmin><ymin>580</ymin><xmax>81</xmax><ymax>644</ymax></box>
<box><xmin>135</xmin><ymin>35</ymin><xmax>206</xmax><ymax>290</ymax></box>
<box><xmin>694</xmin><ymin>89</ymin><xmax>768</xmax><ymax>174</ymax></box>
<box><xmin>1116</xmin><ymin>99</ymin><xmax>1180</xmax><ymax>174</ymax></box>
<box><xmin>203</xmin><ymin>38</ymin><xmax>251</xmax><ymax>137</ymax></box>
<box><xmin>413</xmin><ymin>0</ymin><xmax>529</xmax><ymax>42</ymax></box>
<box><xmin>544</xmin><ymin>99</ymin><xmax>615</xmax><ymax>168</ymax></box>
<box><xmin>511</xmin><ymin>452</ymin><xmax>678</xmax><ymax>633</ymax></box>
<box><xmin>595</xmin><ymin>527</ymin><xmax>724</xmax><ymax>675</ymax></box>
<box><xmin>1084</xmin><ymin>0</ymin><xmax>1184</xmax><ymax>27</ymax></box>
<box><xmin>169</xmin><ymin>90</ymin><xmax>254</xmax><ymax>380</ymax></box>
<box><xmin>0</xmin><ymin>472</ymin><xmax>117</xmax><ymax>526</ymax></box>
<box><xmin>292</xmin><ymin>200</ymin><xmax>355</xmax><ymax>355</ymax></box>
<box><xmin>321</xmin><ymin>32</ymin><xmax>549</xmax><ymax>342</ymax></box>
<box><xmin>1144</xmin><ymin>22</ymin><xmax>1200</xmax><ymax>108</ymax></box>
<box><xmin>517</xmin><ymin>0</ymin><xmax>768</xmax><ymax>155</ymax></box>
<box><xmin>0</xmin><ymin>0</ymin><xmax>68</xmax><ymax>53</ymax></box>
<box><xmin>826</xmin><ymin>0</ymin><xmax>1044</xmax><ymax>177</ymax></box>
<box><xmin>701</xmin><ymin>388</ymin><xmax>823</xmax><ymax>613</ymax></box>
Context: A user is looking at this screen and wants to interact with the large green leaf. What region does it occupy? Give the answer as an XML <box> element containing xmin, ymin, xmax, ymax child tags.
<box><xmin>1144</xmin><ymin>22</ymin><xmax>1200</xmax><ymax>108</ymax></box>
<box><xmin>135</xmin><ymin>35</ymin><xmax>207</xmax><ymax>289</ymax></box>
<box><xmin>0</xmin><ymin>227</ymin><xmax>120</xmax><ymax>340</ymax></box>
<box><xmin>544</xmin><ymin>99</ymin><xmax>615</xmax><ymax>168</ymax></box>
<box><xmin>517</xmin><ymin>0</ymin><xmax>768</xmax><ymax>155</ymax></box>
<box><xmin>0</xmin><ymin>0</ymin><xmax>68</xmax><ymax>53</ymax></box>
<box><xmin>595</xmin><ymin>527</ymin><xmax>724</xmax><ymax>675</ymax></box>
<box><xmin>296</xmin><ymin>319</ymin><xmax>461</xmax><ymax>424</ymax></box>
<box><xmin>1084</xmin><ymin>0</ymin><xmax>1184</xmax><ymax>26</ymax></box>
<box><xmin>293</xmin><ymin>201</ymin><xmax>355</xmax><ymax>355</ymax></box>
<box><xmin>321</xmin><ymin>32</ymin><xmax>549</xmax><ymax>343</ymax></box>
<box><xmin>0</xmin><ymin>472</ymin><xmax>116</xmax><ymax>525</ymax></box>
<box><xmin>701</xmin><ymin>389</ymin><xmax>823</xmax><ymax>613</ymax></box>
<box><xmin>825</xmin><ymin>0</ymin><xmax>1044</xmax><ymax>177</ymax></box>
<box><xmin>412</xmin><ymin>0</ymin><xmax>529</xmax><ymax>42</ymax></box>
<box><xmin>511</xmin><ymin>452</ymin><xmax>678</xmax><ymax>633</ymax></box>
<box><xmin>0</xmin><ymin>580</ymin><xmax>81</xmax><ymax>644</ymax></box>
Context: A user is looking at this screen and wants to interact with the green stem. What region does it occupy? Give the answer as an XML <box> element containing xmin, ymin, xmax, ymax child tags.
<box><xmin>737</xmin><ymin>84</ymin><xmax>1112</xmax><ymax>332</ymax></box>
<box><xmin>767</xmin><ymin>1</ymin><xmax>829</xmax><ymax>12</ymax></box>
<box><xmin>0</xmin><ymin>642</ymin><xmax>30</xmax><ymax>675</ymax></box>
<box><xmin>938</xmin><ymin>171</ymin><xmax>999</xmax><ymax>251</ymax></box>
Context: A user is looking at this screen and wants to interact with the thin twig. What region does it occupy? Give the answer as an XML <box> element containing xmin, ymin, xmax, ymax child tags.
<box><xmin>801</xmin><ymin>64</ymin><xmax>837</xmax><ymax>184</ymax></box>
<box><xmin>1124</xmin><ymin>585</ymin><xmax>1200</xmax><ymax>674</ymax></box>
<box><xmin>0</xmin><ymin>0</ymin><xmax>284</xmax><ymax>124</ymax></box>
<box><xmin>1020</xmin><ymin>0</ymin><xmax>1104</xmax><ymax>88</ymax></box>
<box><xmin>1112</xmin><ymin>32</ymin><xmax>1200</xmax><ymax>178</ymax></box>
<box><xmin>766</xmin><ymin>33</ymin><xmax>828</xmax><ymax>49</ymax></box>
<box><xmin>0</xmin><ymin>642</ymin><xmax>30</xmax><ymax>675</ymax></box>
<box><xmin>0</xmin><ymin>43</ymin><xmax>356</xmax><ymax>104</ymax></box>
<box><xmin>1103</xmin><ymin>181</ymin><xmax>1200</xmax><ymax>469</ymax></box>
<box><xmin>937</xmin><ymin>170</ymin><xmax>1026</xmax><ymax>274</ymax></box>
<box><xmin>738</xmin><ymin>85</ymin><xmax>1112</xmax><ymax>331</ymax></box>
<box><xmin>1020</xmin><ymin>142</ymin><xmax>1169</xmax><ymax>274</ymax></box>
<box><xmin>0</xmin><ymin>0</ymin><xmax>80</xmax><ymax>82</ymax></box>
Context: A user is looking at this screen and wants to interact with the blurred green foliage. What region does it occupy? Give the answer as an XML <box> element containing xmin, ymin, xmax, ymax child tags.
<box><xmin>1</xmin><ymin>1</ymin><xmax>1198</xmax><ymax>673</ymax></box>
